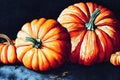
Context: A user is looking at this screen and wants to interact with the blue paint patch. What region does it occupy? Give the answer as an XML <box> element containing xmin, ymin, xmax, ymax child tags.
<box><xmin>0</xmin><ymin>62</ymin><xmax>120</xmax><ymax>80</ymax></box>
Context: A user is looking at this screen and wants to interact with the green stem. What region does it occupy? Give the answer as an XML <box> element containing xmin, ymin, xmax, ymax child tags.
<box><xmin>86</xmin><ymin>8</ymin><xmax>100</xmax><ymax>30</ymax></box>
<box><xmin>26</xmin><ymin>37</ymin><xmax>42</xmax><ymax>48</ymax></box>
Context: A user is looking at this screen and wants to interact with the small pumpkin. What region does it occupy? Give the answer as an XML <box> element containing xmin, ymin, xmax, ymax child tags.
<box><xmin>57</xmin><ymin>2</ymin><xmax>120</xmax><ymax>65</ymax></box>
<box><xmin>15</xmin><ymin>18</ymin><xmax>71</xmax><ymax>71</ymax></box>
<box><xmin>0</xmin><ymin>34</ymin><xmax>17</xmax><ymax>64</ymax></box>
<box><xmin>110</xmin><ymin>52</ymin><xmax>120</xmax><ymax>66</ymax></box>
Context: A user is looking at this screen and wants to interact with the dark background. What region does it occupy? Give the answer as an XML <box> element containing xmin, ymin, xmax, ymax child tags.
<box><xmin>0</xmin><ymin>0</ymin><xmax>120</xmax><ymax>80</ymax></box>
<box><xmin>0</xmin><ymin>0</ymin><xmax>120</xmax><ymax>39</ymax></box>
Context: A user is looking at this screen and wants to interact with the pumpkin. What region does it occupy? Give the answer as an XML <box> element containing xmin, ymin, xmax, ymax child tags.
<box><xmin>0</xmin><ymin>34</ymin><xmax>17</xmax><ymax>64</ymax></box>
<box><xmin>15</xmin><ymin>18</ymin><xmax>71</xmax><ymax>71</ymax></box>
<box><xmin>110</xmin><ymin>52</ymin><xmax>120</xmax><ymax>66</ymax></box>
<box><xmin>57</xmin><ymin>2</ymin><xmax>120</xmax><ymax>65</ymax></box>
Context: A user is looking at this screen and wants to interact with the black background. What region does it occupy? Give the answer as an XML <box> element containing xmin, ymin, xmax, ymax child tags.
<box><xmin>0</xmin><ymin>0</ymin><xmax>120</xmax><ymax>39</ymax></box>
<box><xmin>0</xmin><ymin>0</ymin><xmax>120</xmax><ymax>80</ymax></box>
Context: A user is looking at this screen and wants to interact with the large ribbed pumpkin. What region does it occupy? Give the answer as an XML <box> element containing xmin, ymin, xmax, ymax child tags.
<box><xmin>57</xmin><ymin>2</ymin><xmax>120</xmax><ymax>65</ymax></box>
<box><xmin>15</xmin><ymin>18</ymin><xmax>71</xmax><ymax>71</ymax></box>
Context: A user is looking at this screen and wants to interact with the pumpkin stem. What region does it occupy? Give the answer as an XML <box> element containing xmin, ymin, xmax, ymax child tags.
<box><xmin>26</xmin><ymin>37</ymin><xmax>42</xmax><ymax>48</ymax></box>
<box><xmin>86</xmin><ymin>8</ymin><xmax>100</xmax><ymax>30</ymax></box>
<box><xmin>0</xmin><ymin>34</ymin><xmax>13</xmax><ymax>45</ymax></box>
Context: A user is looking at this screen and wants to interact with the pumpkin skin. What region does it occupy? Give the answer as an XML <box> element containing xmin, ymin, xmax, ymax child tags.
<box><xmin>110</xmin><ymin>52</ymin><xmax>120</xmax><ymax>66</ymax></box>
<box><xmin>57</xmin><ymin>2</ymin><xmax>120</xmax><ymax>65</ymax></box>
<box><xmin>15</xmin><ymin>18</ymin><xmax>71</xmax><ymax>71</ymax></box>
<box><xmin>0</xmin><ymin>34</ymin><xmax>17</xmax><ymax>64</ymax></box>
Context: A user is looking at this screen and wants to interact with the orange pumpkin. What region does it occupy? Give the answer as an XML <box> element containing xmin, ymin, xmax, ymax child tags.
<box><xmin>57</xmin><ymin>2</ymin><xmax>120</xmax><ymax>65</ymax></box>
<box><xmin>110</xmin><ymin>52</ymin><xmax>120</xmax><ymax>66</ymax></box>
<box><xmin>0</xmin><ymin>34</ymin><xmax>17</xmax><ymax>64</ymax></box>
<box><xmin>15</xmin><ymin>18</ymin><xmax>71</xmax><ymax>71</ymax></box>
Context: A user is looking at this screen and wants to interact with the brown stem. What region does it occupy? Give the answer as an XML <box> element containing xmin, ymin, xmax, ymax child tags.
<box><xmin>0</xmin><ymin>34</ymin><xmax>13</xmax><ymax>45</ymax></box>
